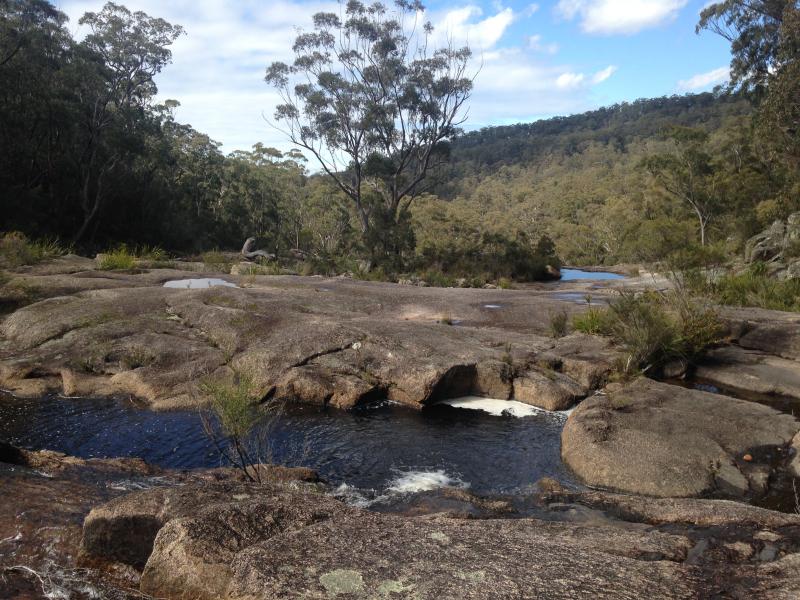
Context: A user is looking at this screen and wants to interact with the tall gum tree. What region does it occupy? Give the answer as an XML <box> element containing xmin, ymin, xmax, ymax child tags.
<box><xmin>72</xmin><ymin>2</ymin><xmax>183</xmax><ymax>243</ymax></box>
<box><xmin>265</xmin><ymin>0</ymin><xmax>474</xmax><ymax>247</ymax></box>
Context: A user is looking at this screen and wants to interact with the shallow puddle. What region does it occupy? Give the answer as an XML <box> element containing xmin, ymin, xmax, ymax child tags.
<box><xmin>163</xmin><ymin>278</ymin><xmax>238</xmax><ymax>289</ymax></box>
<box><xmin>560</xmin><ymin>268</ymin><xmax>626</xmax><ymax>281</ymax></box>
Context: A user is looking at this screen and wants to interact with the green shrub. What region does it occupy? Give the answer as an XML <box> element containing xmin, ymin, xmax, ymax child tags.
<box><xmin>0</xmin><ymin>232</ymin><xmax>65</xmax><ymax>268</ymax></box>
<box><xmin>572</xmin><ymin>307</ymin><xmax>611</xmax><ymax>335</ymax></box>
<box><xmin>99</xmin><ymin>246</ymin><xmax>136</xmax><ymax>270</ymax></box>
<box><xmin>200</xmin><ymin>373</ymin><xmax>277</xmax><ymax>483</ymax></box>
<box><xmin>548</xmin><ymin>310</ymin><xmax>569</xmax><ymax>338</ymax></box>
<box><xmin>681</xmin><ymin>263</ymin><xmax>800</xmax><ymax>312</ymax></box>
<box><xmin>419</xmin><ymin>268</ymin><xmax>455</xmax><ymax>287</ymax></box>
<box><xmin>135</xmin><ymin>245</ymin><xmax>174</xmax><ymax>268</ymax></box>
<box><xmin>575</xmin><ymin>290</ymin><xmax>723</xmax><ymax>376</ymax></box>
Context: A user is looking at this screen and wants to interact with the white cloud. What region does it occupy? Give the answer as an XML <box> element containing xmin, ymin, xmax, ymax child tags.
<box><xmin>528</xmin><ymin>34</ymin><xmax>559</xmax><ymax>54</ymax></box>
<box><xmin>556</xmin><ymin>72</ymin><xmax>586</xmax><ymax>89</ymax></box>
<box><xmin>436</xmin><ymin>5</ymin><xmax>515</xmax><ymax>50</ymax></box>
<box><xmin>465</xmin><ymin>49</ymin><xmax>618</xmax><ymax>127</ymax></box>
<box><xmin>53</xmin><ymin>1</ymin><xmax>611</xmax><ymax>152</ymax></box>
<box><xmin>57</xmin><ymin>0</ymin><xmax>337</xmax><ymax>151</ymax></box>
<box><xmin>523</xmin><ymin>3</ymin><xmax>541</xmax><ymax>17</ymax></box>
<box><xmin>555</xmin><ymin>0</ymin><xmax>688</xmax><ymax>35</ymax></box>
<box><xmin>676</xmin><ymin>66</ymin><xmax>729</xmax><ymax>91</ymax></box>
<box><xmin>592</xmin><ymin>65</ymin><xmax>618</xmax><ymax>83</ymax></box>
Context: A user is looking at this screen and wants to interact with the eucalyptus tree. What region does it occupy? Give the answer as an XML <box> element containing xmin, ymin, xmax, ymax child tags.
<box><xmin>71</xmin><ymin>2</ymin><xmax>183</xmax><ymax>243</ymax></box>
<box><xmin>0</xmin><ymin>0</ymin><xmax>73</xmax><ymax>229</ymax></box>
<box><xmin>265</xmin><ymin>0</ymin><xmax>474</xmax><ymax>255</ymax></box>
<box><xmin>641</xmin><ymin>127</ymin><xmax>720</xmax><ymax>247</ymax></box>
<box><xmin>697</xmin><ymin>0</ymin><xmax>795</xmax><ymax>93</ymax></box>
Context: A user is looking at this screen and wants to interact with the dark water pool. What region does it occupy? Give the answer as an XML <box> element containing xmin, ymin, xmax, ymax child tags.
<box><xmin>560</xmin><ymin>268</ymin><xmax>626</xmax><ymax>281</ymax></box>
<box><xmin>0</xmin><ymin>394</ymin><xmax>575</xmax><ymax>501</ymax></box>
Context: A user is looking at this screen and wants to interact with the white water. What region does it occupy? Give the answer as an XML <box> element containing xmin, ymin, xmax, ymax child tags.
<box><xmin>483</xmin><ymin>304</ymin><xmax>503</xmax><ymax>309</ymax></box>
<box><xmin>332</xmin><ymin>468</ymin><xmax>469</xmax><ymax>507</ymax></box>
<box><xmin>163</xmin><ymin>278</ymin><xmax>238</xmax><ymax>289</ymax></box>
<box><xmin>439</xmin><ymin>396</ymin><xmax>569</xmax><ymax>419</ymax></box>
<box><xmin>387</xmin><ymin>469</ymin><xmax>468</xmax><ymax>494</ymax></box>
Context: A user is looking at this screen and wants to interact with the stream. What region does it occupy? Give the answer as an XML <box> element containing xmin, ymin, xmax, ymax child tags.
<box><xmin>0</xmin><ymin>393</ymin><xmax>576</xmax><ymax>508</ymax></box>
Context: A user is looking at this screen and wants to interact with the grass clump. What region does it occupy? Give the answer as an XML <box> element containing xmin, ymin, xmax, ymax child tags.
<box><xmin>239</xmin><ymin>261</ymin><xmax>282</xmax><ymax>276</ymax></box>
<box><xmin>573</xmin><ymin>289</ymin><xmax>724</xmax><ymax>377</ymax></box>
<box><xmin>136</xmin><ymin>245</ymin><xmax>174</xmax><ymax>268</ymax></box>
<box><xmin>99</xmin><ymin>246</ymin><xmax>136</xmax><ymax>270</ymax></box>
<box><xmin>572</xmin><ymin>307</ymin><xmax>612</xmax><ymax>335</ymax></box>
<box><xmin>0</xmin><ymin>232</ymin><xmax>65</xmax><ymax>268</ymax></box>
<box><xmin>548</xmin><ymin>309</ymin><xmax>569</xmax><ymax>338</ymax></box>
<box><xmin>202</xmin><ymin>250</ymin><xmax>233</xmax><ymax>273</ymax></box>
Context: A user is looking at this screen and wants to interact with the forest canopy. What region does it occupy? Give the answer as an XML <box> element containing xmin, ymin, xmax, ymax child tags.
<box><xmin>1</xmin><ymin>0</ymin><xmax>798</xmax><ymax>277</ymax></box>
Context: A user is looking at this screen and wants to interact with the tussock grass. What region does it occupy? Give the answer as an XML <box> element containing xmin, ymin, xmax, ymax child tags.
<box><xmin>98</xmin><ymin>246</ymin><xmax>136</xmax><ymax>270</ymax></box>
<box><xmin>548</xmin><ymin>309</ymin><xmax>569</xmax><ymax>338</ymax></box>
<box><xmin>0</xmin><ymin>232</ymin><xmax>66</xmax><ymax>268</ymax></box>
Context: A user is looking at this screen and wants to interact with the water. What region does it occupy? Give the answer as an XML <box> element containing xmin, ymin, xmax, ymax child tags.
<box><xmin>163</xmin><ymin>278</ymin><xmax>238</xmax><ymax>289</ymax></box>
<box><xmin>560</xmin><ymin>268</ymin><xmax>625</xmax><ymax>281</ymax></box>
<box><xmin>551</xmin><ymin>292</ymin><xmax>611</xmax><ymax>305</ymax></box>
<box><xmin>0</xmin><ymin>394</ymin><xmax>574</xmax><ymax>498</ymax></box>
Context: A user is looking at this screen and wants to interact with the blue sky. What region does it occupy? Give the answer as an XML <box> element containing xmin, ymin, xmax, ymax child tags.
<box><xmin>55</xmin><ymin>0</ymin><xmax>733</xmax><ymax>152</ymax></box>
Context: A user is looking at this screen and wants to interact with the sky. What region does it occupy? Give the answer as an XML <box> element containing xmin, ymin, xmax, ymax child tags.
<box><xmin>55</xmin><ymin>0</ymin><xmax>733</xmax><ymax>153</ymax></box>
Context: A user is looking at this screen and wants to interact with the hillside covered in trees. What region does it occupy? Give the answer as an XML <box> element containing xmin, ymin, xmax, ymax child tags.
<box><xmin>420</xmin><ymin>92</ymin><xmax>771</xmax><ymax>266</ymax></box>
<box><xmin>2</xmin><ymin>0</ymin><xmax>799</xmax><ymax>277</ymax></box>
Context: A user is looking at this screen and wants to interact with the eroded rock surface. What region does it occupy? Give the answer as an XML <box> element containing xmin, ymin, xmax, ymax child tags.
<box><xmin>0</xmin><ymin>265</ymin><xmax>613</xmax><ymax>410</ymax></box>
<box><xmin>72</xmin><ymin>479</ymin><xmax>800</xmax><ymax>599</ymax></box>
<box><xmin>562</xmin><ymin>378</ymin><xmax>800</xmax><ymax>498</ymax></box>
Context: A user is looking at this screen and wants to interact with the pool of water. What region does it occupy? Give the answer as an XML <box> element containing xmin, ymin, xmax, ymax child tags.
<box><xmin>560</xmin><ymin>268</ymin><xmax>626</xmax><ymax>281</ymax></box>
<box><xmin>0</xmin><ymin>394</ymin><xmax>575</xmax><ymax>500</ymax></box>
<box><xmin>163</xmin><ymin>278</ymin><xmax>238</xmax><ymax>289</ymax></box>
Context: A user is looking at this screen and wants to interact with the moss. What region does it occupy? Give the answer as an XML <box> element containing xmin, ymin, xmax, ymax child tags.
<box><xmin>319</xmin><ymin>570</ymin><xmax>365</xmax><ymax>595</ymax></box>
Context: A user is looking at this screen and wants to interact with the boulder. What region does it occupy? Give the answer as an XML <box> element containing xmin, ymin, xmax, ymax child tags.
<box><xmin>513</xmin><ymin>367</ymin><xmax>585</xmax><ymax>411</ymax></box>
<box><xmin>271</xmin><ymin>365</ymin><xmax>383</xmax><ymax>409</ymax></box>
<box><xmin>743</xmin><ymin>211</ymin><xmax>800</xmax><ymax>272</ymax></box>
<box><xmin>746</xmin><ymin>219</ymin><xmax>786</xmax><ymax>264</ymax></box>
<box><xmin>139</xmin><ymin>486</ymin><xmax>351</xmax><ymax>599</ymax></box>
<box><xmin>80</xmin><ymin>480</ymin><xmax>340</xmax><ymax>571</ymax></box>
<box><xmin>81</xmin><ymin>484</ymin><xmax>709</xmax><ymax>600</ymax></box>
<box><xmin>561</xmin><ymin>378</ymin><xmax>800</xmax><ymax>498</ymax></box>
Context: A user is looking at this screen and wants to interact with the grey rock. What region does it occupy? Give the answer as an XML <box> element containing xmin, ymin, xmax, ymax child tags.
<box><xmin>561</xmin><ymin>378</ymin><xmax>800</xmax><ymax>498</ymax></box>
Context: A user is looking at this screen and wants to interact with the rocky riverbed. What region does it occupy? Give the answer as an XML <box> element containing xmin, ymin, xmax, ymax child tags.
<box><xmin>2</xmin><ymin>256</ymin><xmax>800</xmax><ymax>598</ymax></box>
